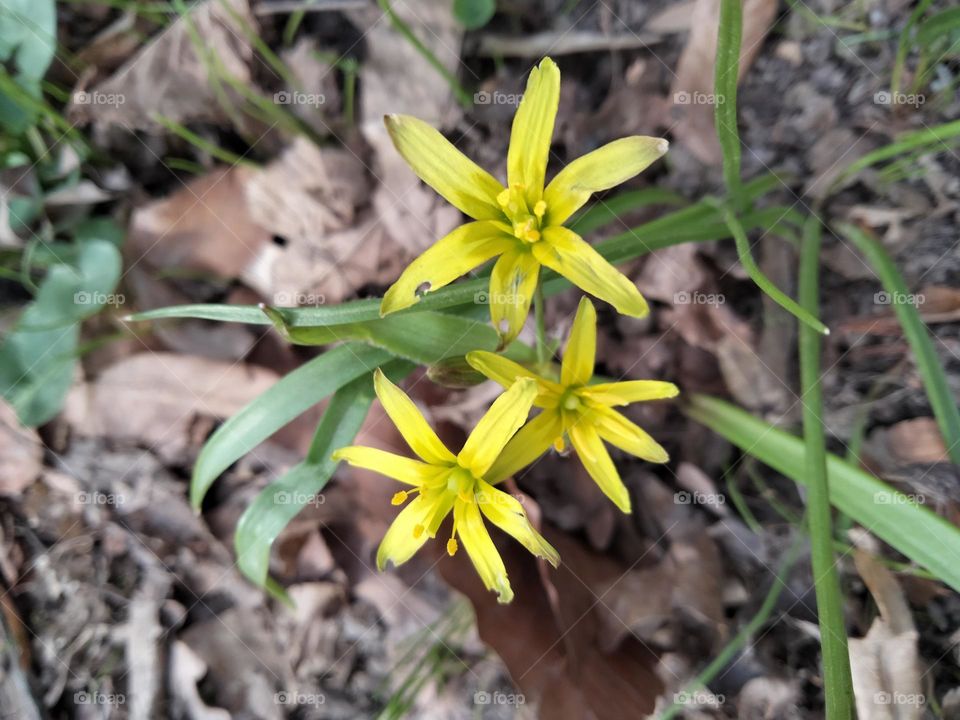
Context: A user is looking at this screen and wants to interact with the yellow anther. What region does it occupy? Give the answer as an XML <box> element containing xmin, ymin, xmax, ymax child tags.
<box><xmin>391</xmin><ymin>490</ymin><xmax>408</xmax><ymax>506</ymax></box>
<box><xmin>446</xmin><ymin>538</ymin><xmax>458</xmax><ymax>556</ymax></box>
<box><xmin>524</xmin><ymin>229</ymin><xmax>541</xmax><ymax>242</ymax></box>
<box><xmin>553</xmin><ymin>436</ymin><xmax>566</xmax><ymax>452</ymax></box>
<box><xmin>497</xmin><ymin>189</ymin><xmax>511</xmax><ymax>207</ymax></box>
<box><xmin>413</xmin><ymin>523</ymin><xmax>425</xmax><ymax>539</ymax></box>
<box><xmin>534</xmin><ymin>200</ymin><xmax>547</xmax><ymax>218</ymax></box>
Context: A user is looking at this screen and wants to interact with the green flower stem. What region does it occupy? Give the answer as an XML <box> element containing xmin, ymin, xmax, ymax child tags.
<box><xmin>534</xmin><ymin>280</ymin><xmax>548</xmax><ymax>370</ymax></box>
<box><xmin>799</xmin><ymin>217</ymin><xmax>854</xmax><ymax>720</ymax></box>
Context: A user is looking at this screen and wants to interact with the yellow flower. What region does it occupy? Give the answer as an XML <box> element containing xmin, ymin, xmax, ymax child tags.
<box><xmin>380</xmin><ymin>57</ymin><xmax>667</xmax><ymax>345</ymax></box>
<box><xmin>332</xmin><ymin>369</ymin><xmax>559</xmax><ymax>603</ymax></box>
<box><xmin>466</xmin><ymin>297</ymin><xmax>678</xmax><ymax>513</ymax></box>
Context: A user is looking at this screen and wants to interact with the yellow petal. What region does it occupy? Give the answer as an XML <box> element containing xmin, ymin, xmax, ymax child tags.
<box><xmin>560</xmin><ymin>297</ymin><xmax>596</xmax><ymax>386</ymax></box>
<box><xmin>384</xmin><ymin>113</ymin><xmax>505</xmax><ymax>220</ymax></box>
<box><xmin>485</xmin><ymin>409</ymin><xmax>563</xmax><ymax>484</ymax></box>
<box><xmin>454</xmin><ymin>499</ymin><xmax>513</xmax><ymax>603</ymax></box>
<box><xmin>489</xmin><ymin>249</ymin><xmax>540</xmax><ymax>346</ymax></box>
<box><xmin>374</xmin><ymin>369</ymin><xmax>456</xmax><ymax>465</ymax></box>
<box><xmin>567</xmin><ymin>420</ymin><xmax>631</xmax><ymax>513</ymax></box>
<box><xmin>381</xmin><ymin>221</ymin><xmax>514</xmax><ymax>315</ymax></box>
<box><xmin>376</xmin><ymin>494</ymin><xmax>432</xmax><ymax>569</ymax></box>
<box><xmin>589</xmin><ymin>405</ymin><xmax>669</xmax><ymax>463</ymax></box>
<box><xmin>459</xmin><ymin>378</ymin><xmax>538</xmax><ymax>477</ymax></box>
<box><xmin>580</xmin><ymin>380</ymin><xmax>679</xmax><ymax>406</ymax></box>
<box><xmin>507</xmin><ymin>57</ymin><xmax>561</xmax><ymax>204</ymax></box>
<box><xmin>466</xmin><ymin>349</ymin><xmax>538</xmax><ymax>388</ymax></box>
<box><xmin>331</xmin><ymin>446</ymin><xmax>444</xmax><ymax>486</ymax></box>
<box><xmin>543</xmin><ymin>136</ymin><xmax>668</xmax><ymax>225</ymax></box>
<box><xmin>476</xmin><ymin>480</ymin><xmax>559</xmax><ymax>566</ymax></box>
<box><xmin>536</xmin><ymin>226</ymin><xmax>648</xmax><ymax>317</ymax></box>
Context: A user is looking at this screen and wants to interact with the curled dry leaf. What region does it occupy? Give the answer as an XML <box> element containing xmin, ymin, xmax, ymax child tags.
<box><xmin>849</xmin><ymin>550</ymin><xmax>924</xmax><ymax>720</ymax></box>
<box><xmin>0</xmin><ymin>400</ymin><xmax>43</xmax><ymax>496</ymax></box>
<box><xmin>70</xmin><ymin>0</ymin><xmax>259</xmax><ymax>133</ymax></box>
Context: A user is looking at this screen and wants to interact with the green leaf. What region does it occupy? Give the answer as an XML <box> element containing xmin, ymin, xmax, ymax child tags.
<box><xmin>567</xmin><ymin>188</ymin><xmax>686</xmax><ymax>236</ymax></box>
<box><xmin>453</xmin><ymin>0</ymin><xmax>495</xmax><ymax>30</ymax></box>
<box><xmin>0</xmin><ymin>240</ymin><xmax>122</xmax><ymax>426</ymax></box>
<box><xmin>0</xmin><ymin>0</ymin><xmax>56</xmax><ymax>80</ymax></box>
<box><xmin>261</xmin><ymin>304</ymin><xmax>536</xmax><ymax>366</ymax></box>
<box><xmin>234</xmin><ymin>372</ymin><xmax>377</xmax><ymax>586</ymax></box>
<box><xmin>838</xmin><ymin>223</ymin><xmax>960</xmax><ymax>465</ymax></box>
<box><xmin>686</xmin><ymin>394</ymin><xmax>960</xmax><ymax>594</ymax></box>
<box><xmin>190</xmin><ymin>343</ymin><xmax>394</xmax><ymax>508</ymax></box>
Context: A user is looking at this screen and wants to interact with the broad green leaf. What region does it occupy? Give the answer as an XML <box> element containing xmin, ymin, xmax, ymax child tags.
<box><xmin>261</xmin><ymin>305</ymin><xmax>536</xmax><ymax>365</ymax></box>
<box><xmin>453</xmin><ymin>0</ymin><xmax>495</xmax><ymax>30</ymax></box>
<box><xmin>190</xmin><ymin>343</ymin><xmax>393</xmax><ymax>508</ymax></box>
<box><xmin>0</xmin><ymin>240</ymin><xmax>122</xmax><ymax>425</ymax></box>
<box><xmin>234</xmin><ymin>371</ymin><xmax>377</xmax><ymax>586</ymax></box>
<box><xmin>686</xmin><ymin>394</ymin><xmax>960</xmax><ymax>594</ymax></box>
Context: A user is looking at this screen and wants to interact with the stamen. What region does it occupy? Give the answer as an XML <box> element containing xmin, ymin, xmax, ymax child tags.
<box><xmin>413</xmin><ymin>523</ymin><xmax>425</xmax><ymax>539</ymax></box>
<box><xmin>524</xmin><ymin>228</ymin><xmax>540</xmax><ymax>242</ymax></box>
<box><xmin>534</xmin><ymin>200</ymin><xmax>547</xmax><ymax>218</ymax></box>
<box><xmin>553</xmin><ymin>436</ymin><xmax>566</xmax><ymax>452</ymax></box>
<box><xmin>446</xmin><ymin>538</ymin><xmax>458</xmax><ymax>556</ymax></box>
<box><xmin>391</xmin><ymin>490</ymin><xmax>408</xmax><ymax>506</ymax></box>
<box><xmin>497</xmin><ymin>189</ymin><xmax>511</xmax><ymax>208</ymax></box>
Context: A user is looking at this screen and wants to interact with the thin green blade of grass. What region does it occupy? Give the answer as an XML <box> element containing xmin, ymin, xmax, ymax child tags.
<box><xmin>798</xmin><ymin>216</ymin><xmax>854</xmax><ymax>718</ymax></box>
<box><xmin>567</xmin><ymin>188</ymin><xmax>686</xmax><ymax>236</ymax></box>
<box><xmin>837</xmin><ymin>223</ymin><xmax>960</xmax><ymax>465</ymax></box>
<box><xmin>152</xmin><ymin>114</ymin><xmax>256</xmax><ymax>167</ymax></box>
<box><xmin>712</xmin><ymin>0</ymin><xmax>827</xmax><ymax>335</ymax></box>
<box><xmin>717</xmin><ymin>201</ymin><xmax>829</xmax><ymax>334</ymax></box>
<box><xmin>685</xmin><ymin>394</ymin><xmax>960</xmax><ymax>594</ymax></box>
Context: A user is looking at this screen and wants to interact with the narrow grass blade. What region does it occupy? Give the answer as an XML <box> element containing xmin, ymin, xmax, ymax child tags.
<box><xmin>837</xmin><ymin>223</ymin><xmax>960</xmax><ymax>465</ymax></box>
<box><xmin>190</xmin><ymin>343</ymin><xmax>393</xmax><ymax>508</ymax></box>
<box><xmin>685</xmin><ymin>394</ymin><xmax>960</xmax><ymax>594</ymax></box>
<box><xmin>234</xmin><ymin>369</ymin><xmax>382</xmax><ymax>586</ymax></box>
<box><xmin>798</xmin><ymin>217</ymin><xmax>854</xmax><ymax>717</ymax></box>
<box><xmin>714</xmin><ymin>0</ymin><xmax>744</xmax><ymax>206</ymax></box>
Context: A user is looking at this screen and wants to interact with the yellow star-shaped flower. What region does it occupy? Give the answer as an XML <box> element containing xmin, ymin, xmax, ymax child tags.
<box><xmin>380</xmin><ymin>57</ymin><xmax>668</xmax><ymax>345</ymax></box>
<box><xmin>467</xmin><ymin>298</ymin><xmax>678</xmax><ymax>513</ymax></box>
<box><xmin>332</xmin><ymin>369</ymin><xmax>559</xmax><ymax>604</ymax></box>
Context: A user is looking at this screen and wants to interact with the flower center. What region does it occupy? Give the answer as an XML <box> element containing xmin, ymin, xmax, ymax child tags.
<box><xmin>497</xmin><ymin>184</ymin><xmax>547</xmax><ymax>244</ymax></box>
<box><xmin>561</xmin><ymin>389</ymin><xmax>582</xmax><ymax>412</ymax></box>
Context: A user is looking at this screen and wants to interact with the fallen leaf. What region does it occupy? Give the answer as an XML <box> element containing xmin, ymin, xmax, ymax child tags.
<box><xmin>70</xmin><ymin>0</ymin><xmax>259</xmax><ymax>133</ymax></box>
<box><xmin>68</xmin><ymin>352</ymin><xmax>279</xmax><ymax>464</ymax></box>
<box><xmin>886</xmin><ymin>417</ymin><xmax>949</xmax><ymax>464</ymax></box>
<box><xmin>849</xmin><ymin>550</ymin><xmax>924</xmax><ymax>720</ymax></box>
<box><xmin>0</xmin><ymin>400</ymin><xmax>42</xmax><ymax>496</ymax></box>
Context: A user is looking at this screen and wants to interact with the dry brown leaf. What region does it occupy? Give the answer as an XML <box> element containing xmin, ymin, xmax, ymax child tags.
<box><xmin>669</xmin><ymin>0</ymin><xmax>778</xmax><ymax>164</ymax></box>
<box><xmin>128</xmin><ymin>165</ymin><xmax>269</xmax><ymax>279</ymax></box>
<box><xmin>918</xmin><ymin>285</ymin><xmax>960</xmax><ymax>324</ymax></box>
<box><xmin>849</xmin><ymin>550</ymin><xmax>924</xmax><ymax>720</ymax></box>
<box><xmin>0</xmin><ymin>400</ymin><xmax>43</xmax><ymax>496</ymax></box>
<box><xmin>70</xmin><ymin>0</ymin><xmax>259</xmax><ymax>132</ymax></box>
<box><xmin>355</xmin><ymin>0</ymin><xmax>464</xmax><ymax>255</ymax></box>
<box><xmin>886</xmin><ymin>417</ymin><xmax>949</xmax><ymax>464</ymax></box>
<box><xmin>439</xmin><ymin>530</ymin><xmax>664</xmax><ymax>720</ymax></box>
<box><xmin>68</xmin><ymin>352</ymin><xmax>278</xmax><ymax>463</ymax></box>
